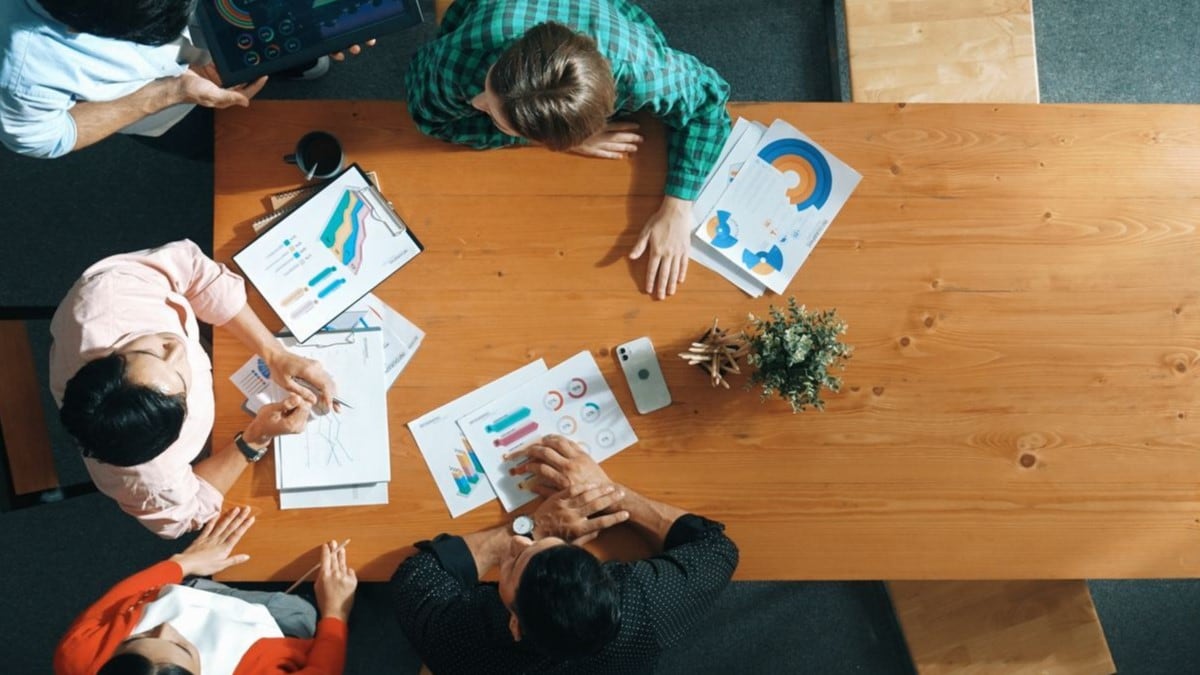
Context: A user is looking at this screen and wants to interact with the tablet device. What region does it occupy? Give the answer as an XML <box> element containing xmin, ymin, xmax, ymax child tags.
<box><xmin>195</xmin><ymin>0</ymin><xmax>424</xmax><ymax>85</ymax></box>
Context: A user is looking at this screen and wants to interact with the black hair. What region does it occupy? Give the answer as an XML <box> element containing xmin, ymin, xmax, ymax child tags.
<box><xmin>60</xmin><ymin>353</ymin><xmax>187</xmax><ymax>467</ymax></box>
<box><xmin>513</xmin><ymin>545</ymin><xmax>621</xmax><ymax>660</ymax></box>
<box><xmin>98</xmin><ymin>653</ymin><xmax>194</xmax><ymax>675</ymax></box>
<box><xmin>38</xmin><ymin>0</ymin><xmax>192</xmax><ymax>46</ymax></box>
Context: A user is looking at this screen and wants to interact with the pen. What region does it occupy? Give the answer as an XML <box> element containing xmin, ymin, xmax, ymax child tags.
<box><xmin>294</xmin><ymin>377</ymin><xmax>353</xmax><ymax>409</ymax></box>
<box><xmin>285</xmin><ymin>539</ymin><xmax>351</xmax><ymax>594</ymax></box>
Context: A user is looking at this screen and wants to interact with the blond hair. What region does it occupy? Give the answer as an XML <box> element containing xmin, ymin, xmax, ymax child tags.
<box><xmin>490</xmin><ymin>22</ymin><xmax>616</xmax><ymax>150</ymax></box>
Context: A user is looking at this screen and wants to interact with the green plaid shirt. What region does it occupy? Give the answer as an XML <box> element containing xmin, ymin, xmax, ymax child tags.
<box><xmin>406</xmin><ymin>0</ymin><xmax>731</xmax><ymax>200</ymax></box>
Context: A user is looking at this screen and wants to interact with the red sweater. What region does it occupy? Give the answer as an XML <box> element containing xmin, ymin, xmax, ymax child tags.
<box><xmin>53</xmin><ymin>561</ymin><xmax>346</xmax><ymax>675</ymax></box>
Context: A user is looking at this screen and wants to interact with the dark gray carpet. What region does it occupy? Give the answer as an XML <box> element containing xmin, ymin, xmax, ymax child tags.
<box><xmin>4</xmin><ymin>1</ymin><xmax>1200</xmax><ymax>673</ymax></box>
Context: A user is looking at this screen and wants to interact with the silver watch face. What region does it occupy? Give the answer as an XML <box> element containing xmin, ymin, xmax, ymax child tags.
<box><xmin>513</xmin><ymin>515</ymin><xmax>535</xmax><ymax>536</ymax></box>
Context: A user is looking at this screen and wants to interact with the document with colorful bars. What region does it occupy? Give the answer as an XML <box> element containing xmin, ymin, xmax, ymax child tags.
<box><xmin>693</xmin><ymin>120</ymin><xmax>861</xmax><ymax>294</ymax></box>
<box><xmin>234</xmin><ymin>164</ymin><xmax>423</xmax><ymax>342</ymax></box>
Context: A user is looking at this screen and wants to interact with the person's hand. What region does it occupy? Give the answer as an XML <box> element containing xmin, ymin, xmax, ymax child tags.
<box><xmin>568</xmin><ymin>121</ymin><xmax>643</xmax><ymax>159</ymax></box>
<box><xmin>189</xmin><ymin>62</ymin><xmax>224</xmax><ymax>87</ymax></box>
<box><xmin>531</xmin><ymin>484</ymin><xmax>629</xmax><ymax>545</ymax></box>
<box><xmin>314</xmin><ymin>540</ymin><xmax>358</xmax><ymax>621</ymax></box>
<box><xmin>170</xmin><ymin>506</ymin><xmax>254</xmax><ymax>576</ymax></box>
<box><xmin>265</xmin><ymin>348</ymin><xmax>337</xmax><ymax>411</ymax></box>
<box><xmin>505</xmin><ymin>435</ymin><xmax>612</xmax><ymax>497</ymax></box>
<box><xmin>629</xmin><ymin>195</ymin><xmax>693</xmax><ymax>299</ymax></box>
<box><xmin>175</xmin><ymin>69</ymin><xmax>267</xmax><ymax>109</ymax></box>
<box><xmin>330</xmin><ymin>39</ymin><xmax>377</xmax><ymax>61</ymax></box>
<box><xmin>244</xmin><ymin>394</ymin><xmax>312</xmax><ymax>447</ymax></box>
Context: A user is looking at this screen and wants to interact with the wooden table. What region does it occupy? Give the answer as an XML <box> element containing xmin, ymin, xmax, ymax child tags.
<box><xmin>214</xmin><ymin>101</ymin><xmax>1200</xmax><ymax>581</ymax></box>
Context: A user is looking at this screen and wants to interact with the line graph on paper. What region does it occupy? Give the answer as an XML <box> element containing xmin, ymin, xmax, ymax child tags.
<box><xmin>305</xmin><ymin>414</ymin><xmax>356</xmax><ymax>467</ymax></box>
<box><xmin>273</xmin><ymin>329</ymin><xmax>391</xmax><ymax>490</ymax></box>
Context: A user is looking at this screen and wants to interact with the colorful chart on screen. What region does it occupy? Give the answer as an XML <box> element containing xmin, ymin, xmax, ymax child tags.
<box><xmin>197</xmin><ymin>0</ymin><xmax>423</xmax><ymax>85</ymax></box>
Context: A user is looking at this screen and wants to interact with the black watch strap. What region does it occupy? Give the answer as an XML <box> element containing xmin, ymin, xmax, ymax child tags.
<box><xmin>234</xmin><ymin>432</ymin><xmax>267</xmax><ymax>463</ymax></box>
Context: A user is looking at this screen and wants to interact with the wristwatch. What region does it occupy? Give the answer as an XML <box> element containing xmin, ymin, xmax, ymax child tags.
<box><xmin>234</xmin><ymin>432</ymin><xmax>268</xmax><ymax>463</ymax></box>
<box><xmin>512</xmin><ymin>515</ymin><xmax>535</xmax><ymax>538</ymax></box>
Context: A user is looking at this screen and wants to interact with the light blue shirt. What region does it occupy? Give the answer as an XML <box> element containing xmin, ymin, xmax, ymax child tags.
<box><xmin>0</xmin><ymin>0</ymin><xmax>202</xmax><ymax>158</ymax></box>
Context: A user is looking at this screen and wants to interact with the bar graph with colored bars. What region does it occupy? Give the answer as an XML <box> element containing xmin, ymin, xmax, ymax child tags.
<box><xmin>450</xmin><ymin>444</ymin><xmax>486</xmax><ymax>495</ymax></box>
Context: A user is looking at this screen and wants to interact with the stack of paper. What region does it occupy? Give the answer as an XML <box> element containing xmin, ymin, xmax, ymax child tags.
<box><xmin>230</xmin><ymin>296</ymin><xmax>424</xmax><ymax>510</ymax></box>
<box><xmin>690</xmin><ymin>118</ymin><xmax>862</xmax><ymax>296</ymax></box>
<box><xmin>408</xmin><ymin>351</ymin><xmax>638</xmax><ymax>517</ymax></box>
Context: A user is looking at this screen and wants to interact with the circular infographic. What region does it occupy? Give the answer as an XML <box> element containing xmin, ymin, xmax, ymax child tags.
<box><xmin>264</xmin><ymin>44</ymin><xmax>281</xmax><ymax>59</ymax></box>
<box><xmin>557</xmin><ymin>416</ymin><xmax>578</xmax><ymax>434</ymax></box>
<box><xmin>705</xmin><ymin>210</ymin><xmax>738</xmax><ymax>249</ymax></box>
<box><xmin>543</xmin><ymin>390</ymin><xmax>564</xmax><ymax>411</ymax></box>
<box><xmin>567</xmin><ymin>377</ymin><xmax>588</xmax><ymax>398</ymax></box>
<box><xmin>741</xmin><ymin>245</ymin><xmax>784</xmax><ymax>276</ymax></box>
<box><xmin>236</xmin><ymin>33</ymin><xmax>254</xmax><ymax>50</ymax></box>
<box><xmin>257</xmin><ymin>26</ymin><xmax>275</xmax><ymax>42</ymax></box>
<box><xmin>757</xmin><ymin>138</ymin><xmax>833</xmax><ymax>211</ymax></box>
<box><xmin>596</xmin><ymin>429</ymin><xmax>615</xmax><ymax>448</ymax></box>
<box><xmin>243</xmin><ymin>51</ymin><xmax>261</xmax><ymax>66</ymax></box>
<box><xmin>284</xmin><ymin>38</ymin><xmax>301</xmax><ymax>53</ymax></box>
<box><xmin>279</xmin><ymin>18</ymin><xmax>295</xmax><ymax>35</ymax></box>
<box><xmin>581</xmin><ymin>402</ymin><xmax>601</xmax><ymax>423</ymax></box>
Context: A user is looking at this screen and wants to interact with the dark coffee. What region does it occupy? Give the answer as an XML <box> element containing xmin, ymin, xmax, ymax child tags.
<box><xmin>301</xmin><ymin>133</ymin><xmax>341</xmax><ymax>174</ymax></box>
<box><xmin>284</xmin><ymin>130</ymin><xmax>344</xmax><ymax>179</ymax></box>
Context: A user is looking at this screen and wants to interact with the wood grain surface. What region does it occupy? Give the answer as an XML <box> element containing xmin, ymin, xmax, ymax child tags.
<box><xmin>213</xmin><ymin>101</ymin><xmax>1200</xmax><ymax>581</ymax></box>
<box><xmin>845</xmin><ymin>0</ymin><xmax>1040</xmax><ymax>103</ymax></box>
<box><xmin>890</xmin><ymin>580</ymin><xmax>1115</xmax><ymax>674</ymax></box>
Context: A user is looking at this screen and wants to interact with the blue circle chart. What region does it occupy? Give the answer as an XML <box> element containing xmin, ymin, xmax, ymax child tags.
<box><xmin>757</xmin><ymin>138</ymin><xmax>833</xmax><ymax>211</ymax></box>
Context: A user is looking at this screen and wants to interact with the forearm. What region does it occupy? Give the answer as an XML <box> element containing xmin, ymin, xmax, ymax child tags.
<box><xmin>615</xmin><ymin>486</ymin><xmax>687</xmax><ymax>551</ymax></box>
<box><xmin>68</xmin><ymin>78</ymin><xmax>184</xmax><ymax>152</ymax></box>
<box><xmin>220</xmin><ymin>303</ymin><xmax>282</xmax><ymax>358</ymax></box>
<box><xmin>192</xmin><ymin>438</ymin><xmax>255</xmax><ymax>494</ymax></box>
<box><xmin>462</xmin><ymin>525</ymin><xmax>511</xmax><ymax>578</ymax></box>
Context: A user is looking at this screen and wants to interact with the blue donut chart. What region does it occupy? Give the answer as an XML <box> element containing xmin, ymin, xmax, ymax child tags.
<box><xmin>757</xmin><ymin>138</ymin><xmax>834</xmax><ymax>211</ymax></box>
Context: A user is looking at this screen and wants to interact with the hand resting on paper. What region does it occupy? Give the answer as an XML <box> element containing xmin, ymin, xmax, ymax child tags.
<box><xmin>530</xmin><ymin>483</ymin><xmax>629</xmax><ymax>545</ymax></box>
<box><xmin>506</xmin><ymin>435</ymin><xmax>614</xmax><ymax>497</ymax></box>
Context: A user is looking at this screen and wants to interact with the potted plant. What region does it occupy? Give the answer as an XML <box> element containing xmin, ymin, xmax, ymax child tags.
<box><xmin>682</xmin><ymin>299</ymin><xmax>852</xmax><ymax>411</ymax></box>
<box><xmin>745</xmin><ymin>298</ymin><xmax>852</xmax><ymax>412</ymax></box>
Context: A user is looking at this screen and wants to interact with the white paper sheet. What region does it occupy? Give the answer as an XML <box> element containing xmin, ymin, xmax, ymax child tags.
<box><xmin>327</xmin><ymin>293</ymin><xmax>423</xmax><ymax>388</ymax></box>
<box><xmin>694</xmin><ymin>119</ymin><xmax>862</xmax><ymax>294</ymax></box>
<box><xmin>408</xmin><ymin>360</ymin><xmax>548</xmax><ymax>517</ymax></box>
<box><xmin>458</xmin><ymin>352</ymin><xmax>637</xmax><ymax>512</ymax></box>
<box><xmin>691</xmin><ymin>119</ymin><xmax>769</xmax><ymax>296</ymax></box>
<box><xmin>279</xmin><ymin>482</ymin><xmax>390</xmax><ymax>510</ymax></box>
<box><xmin>273</xmin><ymin>329</ymin><xmax>391</xmax><ymax>490</ymax></box>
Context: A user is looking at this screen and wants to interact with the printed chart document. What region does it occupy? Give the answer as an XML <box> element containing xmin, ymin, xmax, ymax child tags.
<box><xmin>323</xmin><ymin>293</ymin><xmax>423</xmax><ymax>388</ymax></box>
<box><xmin>458</xmin><ymin>352</ymin><xmax>637</xmax><ymax>512</ymax></box>
<box><xmin>693</xmin><ymin>119</ymin><xmax>861</xmax><ymax>295</ymax></box>
<box><xmin>230</xmin><ymin>295</ymin><xmax>421</xmax><ymax>414</ymax></box>
<box><xmin>273</xmin><ymin>329</ymin><xmax>391</xmax><ymax>491</ymax></box>
<box><xmin>234</xmin><ymin>164</ymin><xmax>422</xmax><ymax>342</ymax></box>
<box><xmin>407</xmin><ymin>360</ymin><xmax>549</xmax><ymax>518</ymax></box>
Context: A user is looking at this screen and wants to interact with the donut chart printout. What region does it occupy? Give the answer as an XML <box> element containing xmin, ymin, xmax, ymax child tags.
<box><xmin>692</xmin><ymin>119</ymin><xmax>862</xmax><ymax>295</ymax></box>
<box><xmin>407</xmin><ymin>360</ymin><xmax>548</xmax><ymax>518</ymax></box>
<box><xmin>457</xmin><ymin>351</ymin><xmax>639</xmax><ymax>512</ymax></box>
<box><xmin>233</xmin><ymin>164</ymin><xmax>422</xmax><ymax>343</ymax></box>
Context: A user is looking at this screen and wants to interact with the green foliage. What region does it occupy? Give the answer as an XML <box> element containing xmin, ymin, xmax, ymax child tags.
<box><xmin>745</xmin><ymin>298</ymin><xmax>852</xmax><ymax>413</ymax></box>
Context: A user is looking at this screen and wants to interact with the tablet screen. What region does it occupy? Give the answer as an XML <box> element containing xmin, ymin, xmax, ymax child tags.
<box><xmin>198</xmin><ymin>0</ymin><xmax>421</xmax><ymax>83</ymax></box>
